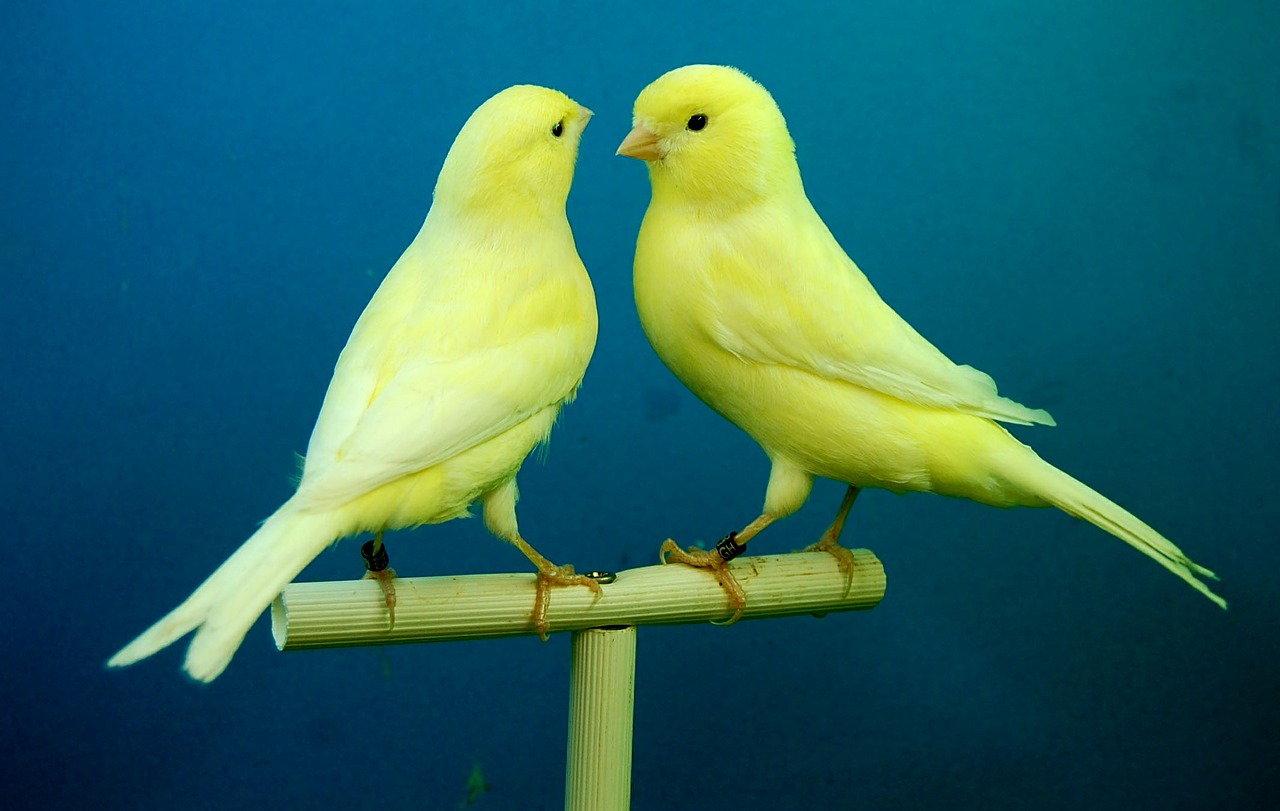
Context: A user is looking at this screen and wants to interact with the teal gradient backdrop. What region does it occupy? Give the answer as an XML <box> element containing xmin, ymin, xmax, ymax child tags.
<box><xmin>3</xmin><ymin>2</ymin><xmax>1276</xmax><ymax>808</ymax></box>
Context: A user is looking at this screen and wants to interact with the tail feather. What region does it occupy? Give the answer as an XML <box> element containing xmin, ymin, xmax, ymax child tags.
<box><xmin>108</xmin><ymin>502</ymin><xmax>339</xmax><ymax>682</ymax></box>
<box><xmin>1008</xmin><ymin>451</ymin><xmax>1226</xmax><ymax>609</ymax></box>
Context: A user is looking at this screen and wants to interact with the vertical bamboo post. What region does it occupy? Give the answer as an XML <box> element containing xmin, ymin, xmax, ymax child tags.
<box><xmin>564</xmin><ymin>625</ymin><xmax>637</xmax><ymax>811</ymax></box>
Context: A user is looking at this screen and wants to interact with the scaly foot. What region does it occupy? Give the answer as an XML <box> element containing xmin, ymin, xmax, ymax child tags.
<box><xmin>361</xmin><ymin>534</ymin><xmax>397</xmax><ymax>630</ymax></box>
<box><xmin>362</xmin><ymin>567</ymin><xmax>398</xmax><ymax>630</ymax></box>
<box><xmin>805</xmin><ymin>485</ymin><xmax>861</xmax><ymax>597</ymax></box>
<box><xmin>804</xmin><ymin>533</ymin><xmax>856</xmax><ymax>597</ymax></box>
<box><xmin>531</xmin><ymin>564</ymin><xmax>603</xmax><ymax>641</ymax></box>
<box><xmin>659</xmin><ymin>538</ymin><xmax>747</xmax><ymax>624</ymax></box>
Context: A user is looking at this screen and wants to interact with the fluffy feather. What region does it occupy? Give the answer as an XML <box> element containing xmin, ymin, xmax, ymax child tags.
<box><xmin>109</xmin><ymin>84</ymin><xmax>598</xmax><ymax>681</ymax></box>
<box><xmin>620</xmin><ymin>64</ymin><xmax>1223</xmax><ymax>608</ymax></box>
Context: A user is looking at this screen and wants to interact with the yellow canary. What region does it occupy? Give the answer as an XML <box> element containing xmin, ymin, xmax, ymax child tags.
<box><xmin>618</xmin><ymin>64</ymin><xmax>1224</xmax><ymax>616</ymax></box>
<box><xmin>110</xmin><ymin>84</ymin><xmax>599</xmax><ymax>682</ymax></box>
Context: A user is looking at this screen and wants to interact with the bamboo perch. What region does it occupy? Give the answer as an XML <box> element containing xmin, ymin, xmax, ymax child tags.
<box><xmin>272</xmin><ymin>549</ymin><xmax>885</xmax><ymax>650</ymax></box>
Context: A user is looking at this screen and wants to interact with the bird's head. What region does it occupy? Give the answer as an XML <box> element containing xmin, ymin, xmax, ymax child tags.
<box><xmin>617</xmin><ymin>65</ymin><xmax>801</xmax><ymax>211</ymax></box>
<box><xmin>434</xmin><ymin>84</ymin><xmax>591</xmax><ymax>220</ymax></box>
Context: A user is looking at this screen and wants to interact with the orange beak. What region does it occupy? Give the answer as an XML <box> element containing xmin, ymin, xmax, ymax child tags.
<box><xmin>616</xmin><ymin>125</ymin><xmax>661</xmax><ymax>161</ymax></box>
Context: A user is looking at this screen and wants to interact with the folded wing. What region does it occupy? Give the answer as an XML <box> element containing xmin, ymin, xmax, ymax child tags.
<box><xmin>708</xmin><ymin>213</ymin><xmax>1054</xmax><ymax>427</ymax></box>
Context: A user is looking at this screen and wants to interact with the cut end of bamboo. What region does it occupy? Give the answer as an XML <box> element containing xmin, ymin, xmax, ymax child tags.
<box><xmin>272</xmin><ymin>549</ymin><xmax>885</xmax><ymax>651</ymax></box>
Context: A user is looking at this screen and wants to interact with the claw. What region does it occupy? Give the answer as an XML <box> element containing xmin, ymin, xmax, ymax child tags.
<box><xmin>658</xmin><ymin>538</ymin><xmax>680</xmax><ymax>565</ymax></box>
<box><xmin>657</xmin><ymin>538</ymin><xmax>747</xmax><ymax>624</ymax></box>
<box><xmin>531</xmin><ymin>565</ymin><xmax>603</xmax><ymax>640</ymax></box>
<box><xmin>805</xmin><ymin>534</ymin><xmax>857</xmax><ymax>598</ymax></box>
<box><xmin>803</xmin><ymin>485</ymin><xmax>861</xmax><ymax>597</ymax></box>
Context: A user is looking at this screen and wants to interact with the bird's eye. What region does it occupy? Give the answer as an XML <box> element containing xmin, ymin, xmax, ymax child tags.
<box><xmin>687</xmin><ymin>114</ymin><xmax>707</xmax><ymax>131</ymax></box>
<box><xmin>551</xmin><ymin>119</ymin><xmax>564</xmax><ymax>138</ymax></box>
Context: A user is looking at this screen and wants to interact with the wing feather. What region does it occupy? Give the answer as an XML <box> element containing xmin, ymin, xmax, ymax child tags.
<box><xmin>294</xmin><ymin>235</ymin><xmax>592</xmax><ymax>509</ymax></box>
<box><xmin>706</xmin><ymin>207</ymin><xmax>1054</xmax><ymax>426</ymax></box>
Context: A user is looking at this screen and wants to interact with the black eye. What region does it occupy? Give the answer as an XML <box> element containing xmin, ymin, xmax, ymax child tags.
<box><xmin>551</xmin><ymin>119</ymin><xmax>564</xmax><ymax>137</ymax></box>
<box><xmin>687</xmin><ymin>113</ymin><xmax>707</xmax><ymax>131</ymax></box>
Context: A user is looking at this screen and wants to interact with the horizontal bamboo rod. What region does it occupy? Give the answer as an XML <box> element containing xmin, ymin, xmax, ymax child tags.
<box><xmin>272</xmin><ymin>549</ymin><xmax>885</xmax><ymax>651</ymax></box>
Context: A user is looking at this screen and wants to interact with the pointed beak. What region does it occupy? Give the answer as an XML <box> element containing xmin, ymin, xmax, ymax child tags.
<box><xmin>577</xmin><ymin>104</ymin><xmax>594</xmax><ymax>128</ymax></box>
<box><xmin>616</xmin><ymin>124</ymin><xmax>661</xmax><ymax>161</ymax></box>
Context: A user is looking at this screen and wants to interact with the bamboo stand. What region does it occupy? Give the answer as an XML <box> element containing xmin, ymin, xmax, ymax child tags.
<box><xmin>272</xmin><ymin>550</ymin><xmax>886</xmax><ymax>810</ymax></box>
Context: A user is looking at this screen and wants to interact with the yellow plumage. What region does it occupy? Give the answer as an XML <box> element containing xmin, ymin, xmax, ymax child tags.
<box><xmin>110</xmin><ymin>84</ymin><xmax>599</xmax><ymax>682</ymax></box>
<box><xmin>619</xmin><ymin>64</ymin><xmax>1224</xmax><ymax>610</ymax></box>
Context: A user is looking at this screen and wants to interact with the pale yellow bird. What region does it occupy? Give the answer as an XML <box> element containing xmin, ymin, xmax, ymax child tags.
<box><xmin>109</xmin><ymin>84</ymin><xmax>600</xmax><ymax>682</ymax></box>
<box><xmin>617</xmin><ymin>64</ymin><xmax>1224</xmax><ymax>618</ymax></box>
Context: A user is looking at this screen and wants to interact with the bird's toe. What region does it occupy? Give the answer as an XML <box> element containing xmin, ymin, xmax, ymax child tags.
<box><xmin>805</xmin><ymin>535</ymin><xmax>857</xmax><ymax>598</ymax></box>
<box><xmin>529</xmin><ymin>565</ymin><xmax>606</xmax><ymax>639</ymax></box>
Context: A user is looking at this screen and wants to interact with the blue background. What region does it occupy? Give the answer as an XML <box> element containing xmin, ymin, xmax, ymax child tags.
<box><xmin>4</xmin><ymin>1</ymin><xmax>1278</xmax><ymax>808</ymax></box>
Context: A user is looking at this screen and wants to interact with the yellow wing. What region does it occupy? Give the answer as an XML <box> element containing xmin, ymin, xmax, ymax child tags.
<box><xmin>297</xmin><ymin>244</ymin><xmax>592</xmax><ymax>509</ymax></box>
<box><xmin>692</xmin><ymin>203</ymin><xmax>1054</xmax><ymax>426</ymax></box>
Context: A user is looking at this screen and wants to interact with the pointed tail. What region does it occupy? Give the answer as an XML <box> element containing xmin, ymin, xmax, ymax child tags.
<box><xmin>108</xmin><ymin>502</ymin><xmax>339</xmax><ymax>682</ymax></box>
<box><xmin>1004</xmin><ymin>448</ymin><xmax>1226</xmax><ymax>609</ymax></box>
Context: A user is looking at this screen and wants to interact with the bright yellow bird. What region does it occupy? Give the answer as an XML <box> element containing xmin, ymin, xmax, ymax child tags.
<box><xmin>617</xmin><ymin>64</ymin><xmax>1224</xmax><ymax>617</ymax></box>
<box><xmin>109</xmin><ymin>84</ymin><xmax>600</xmax><ymax>682</ymax></box>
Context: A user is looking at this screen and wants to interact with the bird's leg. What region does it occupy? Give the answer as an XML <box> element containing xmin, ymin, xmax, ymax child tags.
<box><xmin>659</xmin><ymin>512</ymin><xmax>778</xmax><ymax>625</ymax></box>
<box><xmin>361</xmin><ymin>531</ymin><xmax>398</xmax><ymax>630</ymax></box>
<box><xmin>506</xmin><ymin>534</ymin><xmax>603</xmax><ymax>641</ymax></box>
<box><xmin>804</xmin><ymin>485</ymin><xmax>861</xmax><ymax>596</ymax></box>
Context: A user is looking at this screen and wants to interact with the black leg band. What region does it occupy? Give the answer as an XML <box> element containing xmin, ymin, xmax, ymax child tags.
<box><xmin>716</xmin><ymin>532</ymin><xmax>747</xmax><ymax>562</ymax></box>
<box><xmin>361</xmin><ymin>539</ymin><xmax>390</xmax><ymax>573</ymax></box>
